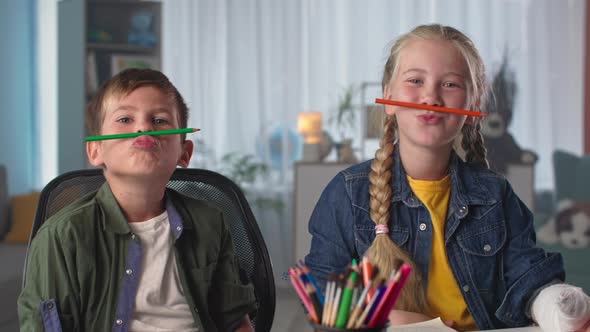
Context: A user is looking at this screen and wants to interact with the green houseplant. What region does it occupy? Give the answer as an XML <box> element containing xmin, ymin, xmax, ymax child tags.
<box><xmin>219</xmin><ymin>152</ymin><xmax>284</xmax><ymax>214</ymax></box>
<box><xmin>331</xmin><ymin>85</ymin><xmax>358</xmax><ymax>163</ymax></box>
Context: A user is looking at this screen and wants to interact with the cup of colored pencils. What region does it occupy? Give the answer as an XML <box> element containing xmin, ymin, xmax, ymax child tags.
<box><xmin>289</xmin><ymin>257</ymin><xmax>411</xmax><ymax>332</ymax></box>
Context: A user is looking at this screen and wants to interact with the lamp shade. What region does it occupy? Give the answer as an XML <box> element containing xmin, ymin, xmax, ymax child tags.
<box><xmin>297</xmin><ymin>112</ymin><xmax>322</xmax><ymax>144</ymax></box>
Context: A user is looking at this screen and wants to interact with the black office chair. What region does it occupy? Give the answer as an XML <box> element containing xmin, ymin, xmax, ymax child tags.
<box><xmin>23</xmin><ymin>168</ymin><xmax>275</xmax><ymax>332</ymax></box>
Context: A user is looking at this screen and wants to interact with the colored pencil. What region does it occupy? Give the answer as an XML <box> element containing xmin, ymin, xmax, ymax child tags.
<box><xmin>346</xmin><ymin>279</ymin><xmax>373</xmax><ymax>328</ymax></box>
<box><xmin>298</xmin><ymin>259</ymin><xmax>325</xmax><ymax>305</ymax></box>
<box><xmin>322</xmin><ymin>275</ymin><xmax>335</xmax><ymax>325</ymax></box>
<box><xmin>335</xmin><ymin>263</ymin><xmax>358</xmax><ymax>327</ymax></box>
<box><xmin>354</xmin><ymin>280</ymin><xmax>384</xmax><ymax>328</ymax></box>
<box><xmin>362</xmin><ymin>256</ymin><xmax>374</xmax><ymax>305</ymax></box>
<box><xmin>367</xmin><ymin>260</ymin><xmax>403</xmax><ymax>327</ymax></box>
<box><xmin>374</xmin><ymin>264</ymin><xmax>412</xmax><ymax>327</ymax></box>
<box><xmin>375</xmin><ymin>99</ymin><xmax>487</xmax><ymax>117</ymax></box>
<box><xmin>289</xmin><ymin>269</ymin><xmax>318</xmax><ymax>323</ymax></box>
<box><xmin>85</xmin><ymin>128</ymin><xmax>200</xmax><ymax>141</ymax></box>
<box><xmin>329</xmin><ymin>275</ymin><xmax>344</xmax><ymax>327</ymax></box>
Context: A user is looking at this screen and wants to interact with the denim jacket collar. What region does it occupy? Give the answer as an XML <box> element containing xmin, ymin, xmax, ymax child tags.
<box><xmin>390</xmin><ymin>144</ymin><xmax>497</xmax><ymax>214</ymax></box>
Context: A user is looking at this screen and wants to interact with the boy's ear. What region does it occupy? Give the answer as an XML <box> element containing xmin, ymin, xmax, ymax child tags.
<box><xmin>177</xmin><ymin>140</ymin><xmax>194</xmax><ymax>168</ymax></box>
<box><xmin>86</xmin><ymin>141</ymin><xmax>104</xmax><ymax>167</ymax></box>
<box><xmin>464</xmin><ymin>116</ymin><xmax>475</xmax><ymax>125</ymax></box>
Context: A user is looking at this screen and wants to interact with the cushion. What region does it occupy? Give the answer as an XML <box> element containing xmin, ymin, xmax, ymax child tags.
<box><xmin>535</xmin><ymin>150</ymin><xmax>590</xmax><ymax>293</ymax></box>
<box><xmin>3</xmin><ymin>192</ymin><xmax>40</xmax><ymax>244</ymax></box>
<box><xmin>0</xmin><ymin>165</ymin><xmax>9</xmax><ymax>239</ymax></box>
<box><xmin>553</xmin><ymin>150</ymin><xmax>590</xmax><ymax>202</ymax></box>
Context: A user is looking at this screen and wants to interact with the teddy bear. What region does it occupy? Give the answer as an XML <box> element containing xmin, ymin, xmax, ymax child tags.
<box><xmin>127</xmin><ymin>10</ymin><xmax>156</xmax><ymax>48</ymax></box>
<box><xmin>537</xmin><ymin>199</ymin><xmax>590</xmax><ymax>249</ymax></box>
<box><xmin>481</xmin><ymin>55</ymin><xmax>537</xmax><ymax>174</ymax></box>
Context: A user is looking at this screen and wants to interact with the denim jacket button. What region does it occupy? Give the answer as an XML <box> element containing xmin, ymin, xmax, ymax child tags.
<box><xmin>126</xmin><ymin>269</ymin><xmax>133</xmax><ymax>275</ymax></box>
<box><xmin>483</xmin><ymin>244</ymin><xmax>492</xmax><ymax>252</ymax></box>
<box><xmin>419</xmin><ymin>223</ymin><xmax>427</xmax><ymax>231</ymax></box>
<box><xmin>459</xmin><ymin>206</ymin><xmax>467</xmax><ymax>214</ymax></box>
<box><xmin>408</xmin><ymin>197</ymin><xmax>416</xmax><ymax>204</ymax></box>
<box><xmin>116</xmin><ymin>319</ymin><xmax>123</xmax><ymax>325</ymax></box>
<box><xmin>462</xmin><ymin>285</ymin><xmax>470</xmax><ymax>292</ymax></box>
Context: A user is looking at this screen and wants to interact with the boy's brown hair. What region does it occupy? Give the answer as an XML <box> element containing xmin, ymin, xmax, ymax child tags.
<box><xmin>85</xmin><ymin>68</ymin><xmax>189</xmax><ymax>140</ymax></box>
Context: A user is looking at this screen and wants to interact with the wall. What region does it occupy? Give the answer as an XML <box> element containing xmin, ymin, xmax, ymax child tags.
<box><xmin>585</xmin><ymin>0</ymin><xmax>590</xmax><ymax>153</ymax></box>
<box><xmin>0</xmin><ymin>1</ymin><xmax>35</xmax><ymax>196</ymax></box>
<box><xmin>57</xmin><ymin>0</ymin><xmax>85</xmax><ymax>175</ymax></box>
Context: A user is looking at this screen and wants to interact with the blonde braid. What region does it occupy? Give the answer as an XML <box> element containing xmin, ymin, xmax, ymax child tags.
<box><xmin>461</xmin><ymin>121</ymin><xmax>489</xmax><ymax>168</ymax></box>
<box><xmin>367</xmin><ymin>115</ymin><xmax>428</xmax><ymax>312</ymax></box>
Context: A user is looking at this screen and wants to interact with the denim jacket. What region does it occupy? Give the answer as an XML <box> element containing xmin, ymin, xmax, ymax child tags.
<box><xmin>304</xmin><ymin>147</ymin><xmax>565</xmax><ymax>330</ymax></box>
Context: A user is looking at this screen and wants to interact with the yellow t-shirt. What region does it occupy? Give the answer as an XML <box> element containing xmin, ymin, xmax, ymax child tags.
<box><xmin>407</xmin><ymin>175</ymin><xmax>476</xmax><ymax>331</ymax></box>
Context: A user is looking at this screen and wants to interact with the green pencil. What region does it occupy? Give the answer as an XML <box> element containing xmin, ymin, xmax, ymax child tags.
<box><xmin>85</xmin><ymin>128</ymin><xmax>200</xmax><ymax>142</ymax></box>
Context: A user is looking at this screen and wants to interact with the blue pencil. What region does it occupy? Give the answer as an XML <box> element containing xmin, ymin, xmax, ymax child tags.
<box><xmin>298</xmin><ymin>260</ymin><xmax>325</xmax><ymax>305</ymax></box>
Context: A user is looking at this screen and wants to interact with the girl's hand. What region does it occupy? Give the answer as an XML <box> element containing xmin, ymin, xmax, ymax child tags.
<box><xmin>387</xmin><ymin>310</ymin><xmax>454</xmax><ymax>327</ymax></box>
<box><xmin>531</xmin><ymin>284</ymin><xmax>590</xmax><ymax>332</ymax></box>
<box><xmin>574</xmin><ymin>318</ymin><xmax>590</xmax><ymax>332</ymax></box>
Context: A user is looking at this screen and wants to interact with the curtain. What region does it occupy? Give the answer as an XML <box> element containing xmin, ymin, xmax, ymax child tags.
<box><xmin>162</xmin><ymin>0</ymin><xmax>586</xmax><ymax>285</ymax></box>
<box><xmin>163</xmin><ymin>0</ymin><xmax>585</xmax><ymax>190</ymax></box>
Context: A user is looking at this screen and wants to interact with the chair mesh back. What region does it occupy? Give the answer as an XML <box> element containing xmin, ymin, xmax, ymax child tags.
<box><xmin>44</xmin><ymin>175</ymin><xmax>106</xmax><ymax>220</ymax></box>
<box><xmin>27</xmin><ymin>169</ymin><xmax>275</xmax><ymax>332</ymax></box>
<box><xmin>167</xmin><ymin>181</ymin><xmax>256</xmax><ymax>280</ymax></box>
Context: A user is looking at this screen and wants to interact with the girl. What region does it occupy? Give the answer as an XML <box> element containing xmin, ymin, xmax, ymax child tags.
<box><xmin>305</xmin><ymin>24</ymin><xmax>590</xmax><ymax>332</ymax></box>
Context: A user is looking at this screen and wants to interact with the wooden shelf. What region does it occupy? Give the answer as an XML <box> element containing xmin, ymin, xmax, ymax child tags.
<box><xmin>87</xmin><ymin>42</ymin><xmax>157</xmax><ymax>53</ymax></box>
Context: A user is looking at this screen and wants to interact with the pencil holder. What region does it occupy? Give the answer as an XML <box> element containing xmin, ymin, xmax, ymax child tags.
<box><xmin>309</xmin><ymin>322</ymin><xmax>389</xmax><ymax>332</ymax></box>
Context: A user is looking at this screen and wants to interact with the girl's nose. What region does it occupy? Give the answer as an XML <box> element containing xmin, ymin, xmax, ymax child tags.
<box><xmin>420</xmin><ymin>85</ymin><xmax>443</xmax><ymax>107</ymax></box>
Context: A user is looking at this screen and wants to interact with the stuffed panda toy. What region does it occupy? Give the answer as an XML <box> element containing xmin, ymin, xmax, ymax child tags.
<box><xmin>481</xmin><ymin>55</ymin><xmax>537</xmax><ymax>174</ymax></box>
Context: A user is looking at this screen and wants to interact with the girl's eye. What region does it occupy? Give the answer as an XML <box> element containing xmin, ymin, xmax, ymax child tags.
<box><xmin>408</xmin><ymin>78</ymin><xmax>423</xmax><ymax>84</ymax></box>
<box><xmin>153</xmin><ymin>118</ymin><xmax>169</xmax><ymax>125</ymax></box>
<box><xmin>443</xmin><ymin>82</ymin><xmax>461</xmax><ymax>88</ymax></box>
<box><xmin>117</xmin><ymin>117</ymin><xmax>130</xmax><ymax>123</ymax></box>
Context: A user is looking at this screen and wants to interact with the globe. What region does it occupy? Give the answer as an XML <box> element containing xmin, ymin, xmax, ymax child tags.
<box><xmin>256</xmin><ymin>125</ymin><xmax>301</xmax><ymax>171</ymax></box>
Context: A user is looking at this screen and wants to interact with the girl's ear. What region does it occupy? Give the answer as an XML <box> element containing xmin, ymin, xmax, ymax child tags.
<box><xmin>464</xmin><ymin>116</ymin><xmax>475</xmax><ymax>125</ymax></box>
<box><xmin>383</xmin><ymin>86</ymin><xmax>396</xmax><ymax>116</ymax></box>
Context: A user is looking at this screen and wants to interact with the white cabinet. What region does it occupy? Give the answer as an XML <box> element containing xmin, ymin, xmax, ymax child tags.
<box><xmin>293</xmin><ymin>162</ymin><xmax>354</xmax><ymax>261</ymax></box>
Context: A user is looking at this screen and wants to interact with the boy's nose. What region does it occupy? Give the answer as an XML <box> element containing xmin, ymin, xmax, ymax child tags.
<box><xmin>135</xmin><ymin>118</ymin><xmax>155</xmax><ymax>133</ymax></box>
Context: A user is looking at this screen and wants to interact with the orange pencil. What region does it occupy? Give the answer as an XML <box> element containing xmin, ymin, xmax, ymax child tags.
<box><xmin>362</xmin><ymin>257</ymin><xmax>374</xmax><ymax>305</ymax></box>
<box><xmin>375</xmin><ymin>99</ymin><xmax>487</xmax><ymax>117</ymax></box>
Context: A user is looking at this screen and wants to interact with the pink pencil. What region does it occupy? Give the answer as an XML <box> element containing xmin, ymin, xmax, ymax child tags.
<box><xmin>289</xmin><ymin>268</ymin><xmax>318</xmax><ymax>323</ymax></box>
<box><xmin>374</xmin><ymin>264</ymin><xmax>412</xmax><ymax>327</ymax></box>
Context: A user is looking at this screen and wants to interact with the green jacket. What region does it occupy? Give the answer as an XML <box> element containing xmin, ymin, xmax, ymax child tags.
<box><xmin>18</xmin><ymin>182</ymin><xmax>257</xmax><ymax>331</ymax></box>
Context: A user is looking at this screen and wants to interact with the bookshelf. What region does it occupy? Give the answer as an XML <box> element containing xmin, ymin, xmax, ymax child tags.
<box><xmin>85</xmin><ymin>0</ymin><xmax>162</xmax><ymax>100</ymax></box>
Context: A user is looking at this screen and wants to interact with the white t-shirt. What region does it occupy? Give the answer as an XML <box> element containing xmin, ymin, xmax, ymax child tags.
<box><xmin>127</xmin><ymin>211</ymin><xmax>198</xmax><ymax>332</ymax></box>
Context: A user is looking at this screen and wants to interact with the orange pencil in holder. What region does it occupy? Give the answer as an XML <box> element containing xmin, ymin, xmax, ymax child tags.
<box><xmin>361</xmin><ymin>257</ymin><xmax>373</xmax><ymax>305</ymax></box>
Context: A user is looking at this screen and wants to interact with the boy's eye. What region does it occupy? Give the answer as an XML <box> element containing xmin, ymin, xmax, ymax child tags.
<box><xmin>408</xmin><ymin>78</ymin><xmax>423</xmax><ymax>84</ymax></box>
<box><xmin>117</xmin><ymin>117</ymin><xmax>130</xmax><ymax>123</ymax></box>
<box><xmin>153</xmin><ymin>118</ymin><xmax>169</xmax><ymax>125</ymax></box>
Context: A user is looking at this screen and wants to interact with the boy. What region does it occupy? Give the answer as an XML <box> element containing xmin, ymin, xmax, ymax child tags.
<box><xmin>18</xmin><ymin>69</ymin><xmax>256</xmax><ymax>331</ymax></box>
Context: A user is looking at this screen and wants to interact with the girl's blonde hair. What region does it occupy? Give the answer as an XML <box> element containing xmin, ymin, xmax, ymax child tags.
<box><xmin>367</xmin><ymin>24</ymin><xmax>489</xmax><ymax>312</ymax></box>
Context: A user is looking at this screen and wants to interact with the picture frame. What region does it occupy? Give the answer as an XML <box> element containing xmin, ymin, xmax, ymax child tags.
<box><xmin>365</xmin><ymin>104</ymin><xmax>384</xmax><ymax>139</ymax></box>
<box><xmin>111</xmin><ymin>54</ymin><xmax>159</xmax><ymax>76</ymax></box>
<box><xmin>359</xmin><ymin>82</ymin><xmax>384</xmax><ymax>159</ymax></box>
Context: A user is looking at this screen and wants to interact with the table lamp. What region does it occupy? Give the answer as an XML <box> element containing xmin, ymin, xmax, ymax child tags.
<box><xmin>298</xmin><ymin>112</ymin><xmax>322</xmax><ymax>162</ymax></box>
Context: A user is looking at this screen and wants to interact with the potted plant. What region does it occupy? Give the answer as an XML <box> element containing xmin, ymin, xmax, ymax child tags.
<box><xmin>331</xmin><ymin>85</ymin><xmax>358</xmax><ymax>163</ymax></box>
<box><xmin>219</xmin><ymin>152</ymin><xmax>284</xmax><ymax>214</ymax></box>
